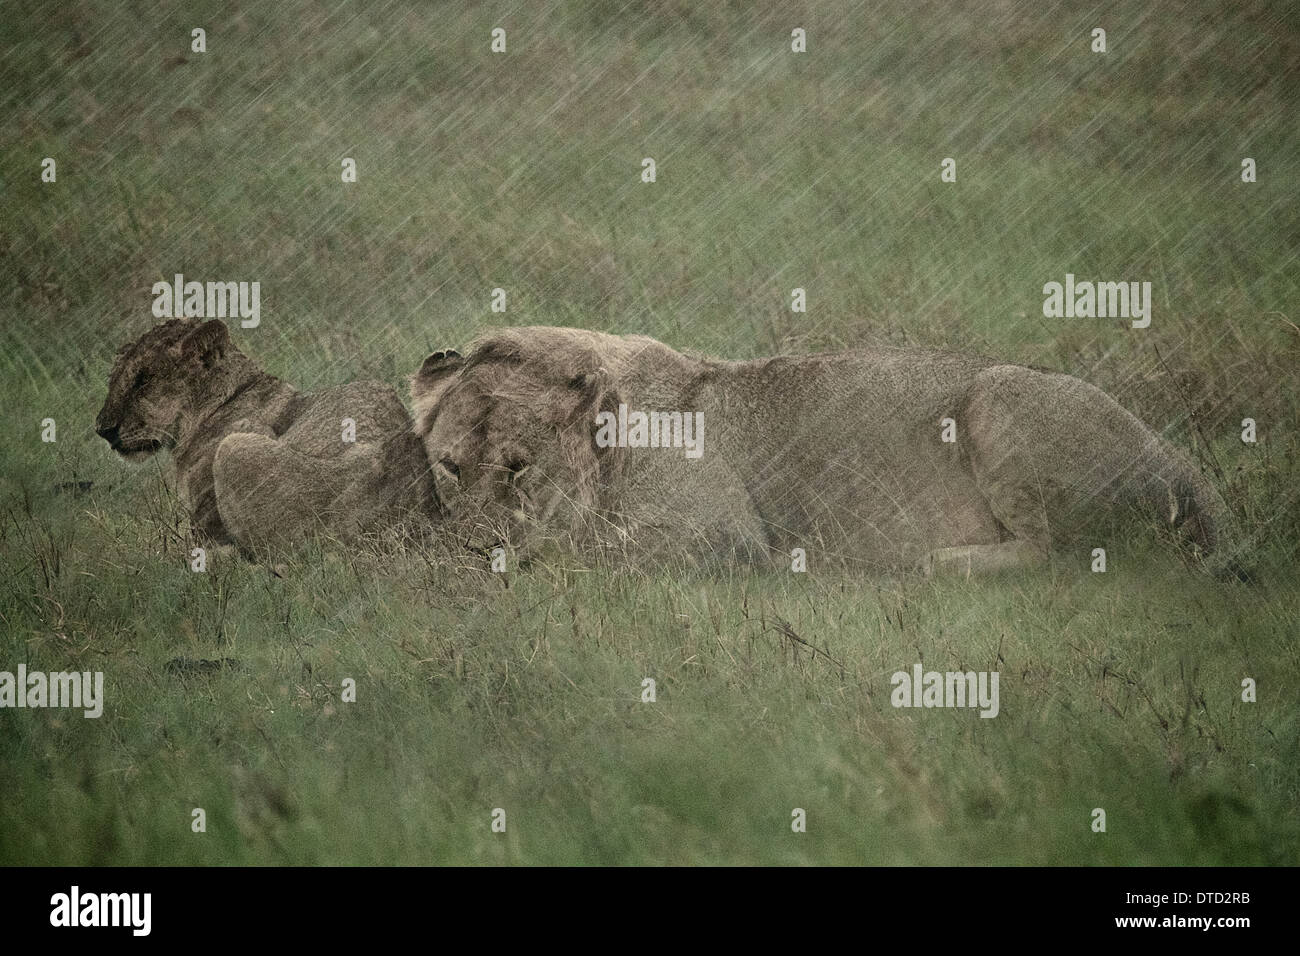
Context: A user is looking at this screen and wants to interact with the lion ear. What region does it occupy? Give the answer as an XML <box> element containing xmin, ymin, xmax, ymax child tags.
<box><xmin>182</xmin><ymin>319</ymin><xmax>230</xmax><ymax>370</ymax></box>
<box><xmin>411</xmin><ymin>349</ymin><xmax>463</xmax><ymax>400</ymax></box>
<box><xmin>555</xmin><ymin>370</ymin><xmax>594</xmax><ymax>423</ymax></box>
<box><xmin>559</xmin><ymin>369</ymin><xmax>621</xmax><ymax>430</ymax></box>
<box><xmin>583</xmin><ymin>376</ymin><xmax>627</xmax><ymax>482</ymax></box>
<box><xmin>567</xmin><ymin>370</ymin><xmax>599</xmax><ymax>400</ymax></box>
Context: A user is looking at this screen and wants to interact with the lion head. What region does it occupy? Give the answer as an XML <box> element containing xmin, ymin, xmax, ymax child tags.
<box><xmin>410</xmin><ymin>328</ymin><xmax>631</xmax><ymax>549</ymax></box>
<box><xmin>96</xmin><ymin>319</ymin><xmax>236</xmax><ymax>459</ymax></box>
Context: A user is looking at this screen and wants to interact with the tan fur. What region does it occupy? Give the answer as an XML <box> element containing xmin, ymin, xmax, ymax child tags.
<box><xmin>96</xmin><ymin>319</ymin><xmax>438</xmax><ymax>555</ymax></box>
<box><xmin>411</xmin><ymin>326</ymin><xmax>1237</xmax><ymax>574</ymax></box>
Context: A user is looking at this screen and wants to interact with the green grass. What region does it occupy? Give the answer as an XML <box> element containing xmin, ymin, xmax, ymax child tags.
<box><xmin>1</xmin><ymin>0</ymin><xmax>1298</xmax><ymax>864</ymax></box>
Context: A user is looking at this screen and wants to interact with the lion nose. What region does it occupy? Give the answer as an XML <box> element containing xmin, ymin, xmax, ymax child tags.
<box><xmin>97</xmin><ymin>424</ymin><xmax>120</xmax><ymax>446</ymax></box>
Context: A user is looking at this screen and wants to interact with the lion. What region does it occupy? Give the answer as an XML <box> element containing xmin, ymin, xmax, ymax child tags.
<box><xmin>96</xmin><ymin>318</ymin><xmax>439</xmax><ymax>555</ymax></box>
<box><xmin>411</xmin><ymin>326</ymin><xmax>1240</xmax><ymax>576</ymax></box>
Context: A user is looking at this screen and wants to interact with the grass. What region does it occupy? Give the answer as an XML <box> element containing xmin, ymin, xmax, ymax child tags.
<box><xmin>1</xmin><ymin>0</ymin><xmax>1298</xmax><ymax>864</ymax></box>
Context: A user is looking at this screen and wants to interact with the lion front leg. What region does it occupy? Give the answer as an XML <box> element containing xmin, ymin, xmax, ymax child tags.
<box><xmin>212</xmin><ymin>433</ymin><xmax>336</xmax><ymax>554</ymax></box>
<box><xmin>917</xmin><ymin>541</ymin><xmax>1048</xmax><ymax>579</ymax></box>
<box><xmin>213</xmin><ymin>433</ymin><xmax>401</xmax><ymax>556</ymax></box>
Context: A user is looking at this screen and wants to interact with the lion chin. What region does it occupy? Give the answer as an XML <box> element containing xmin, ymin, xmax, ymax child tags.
<box><xmin>116</xmin><ymin>440</ymin><xmax>164</xmax><ymax>461</ymax></box>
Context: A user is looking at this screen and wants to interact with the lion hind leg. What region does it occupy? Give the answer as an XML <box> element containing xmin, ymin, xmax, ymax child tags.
<box><xmin>961</xmin><ymin>364</ymin><xmax>1154</xmax><ymax>554</ymax></box>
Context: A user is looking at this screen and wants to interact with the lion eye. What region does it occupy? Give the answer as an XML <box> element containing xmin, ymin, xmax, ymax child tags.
<box><xmin>438</xmin><ymin>457</ymin><xmax>461</xmax><ymax>480</ymax></box>
<box><xmin>498</xmin><ymin>449</ymin><xmax>530</xmax><ymax>482</ymax></box>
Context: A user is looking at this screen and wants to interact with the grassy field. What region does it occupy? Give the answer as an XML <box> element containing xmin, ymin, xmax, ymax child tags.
<box><xmin>1</xmin><ymin>0</ymin><xmax>1298</xmax><ymax>864</ymax></box>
